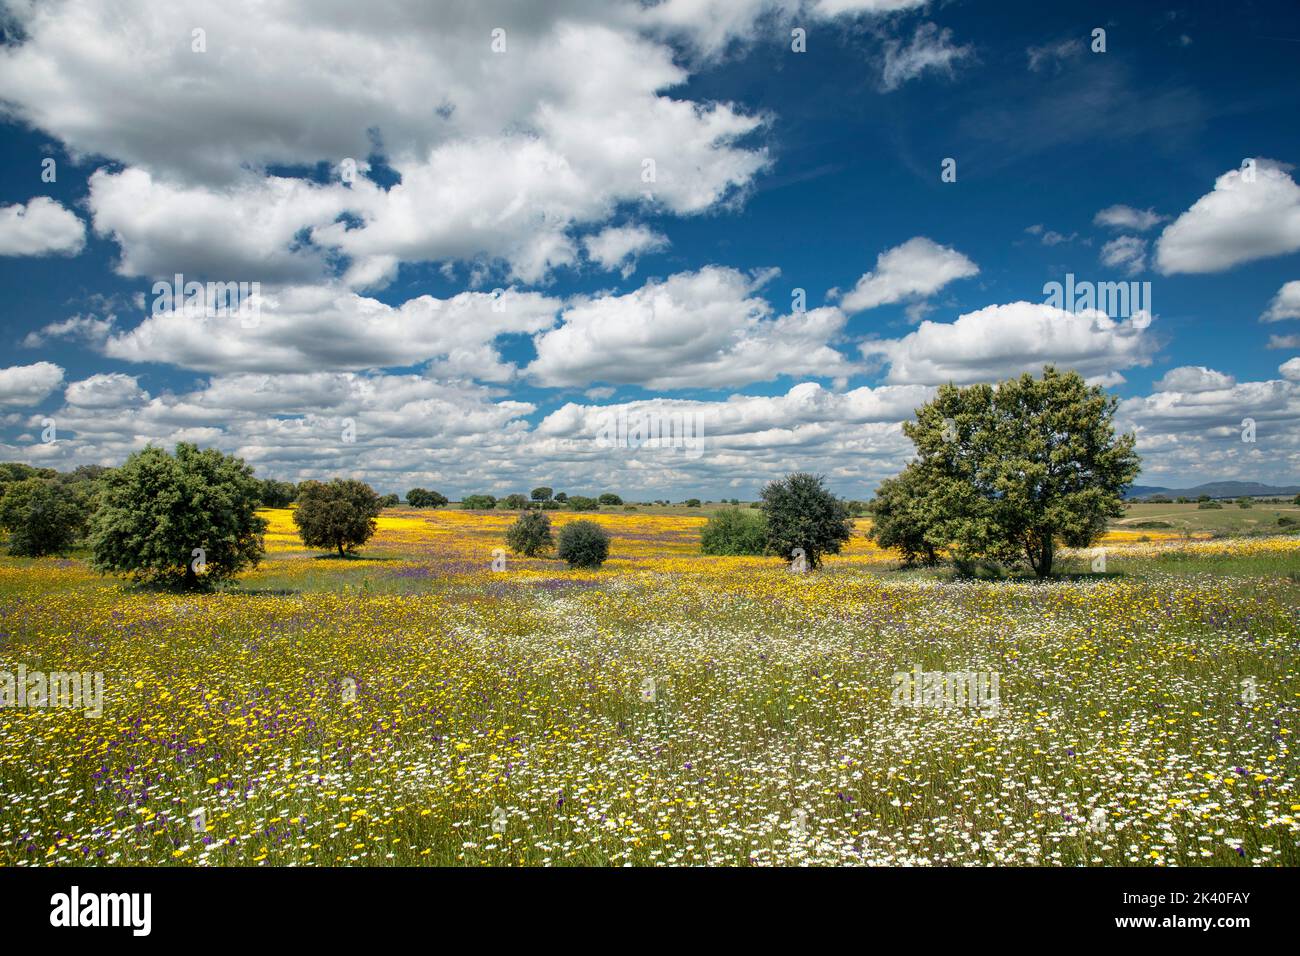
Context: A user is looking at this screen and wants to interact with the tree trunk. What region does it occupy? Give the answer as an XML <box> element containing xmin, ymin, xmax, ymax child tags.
<box><xmin>337</xmin><ymin>541</ymin><xmax>345</xmax><ymax>557</ymax></box>
<box><xmin>1036</xmin><ymin>534</ymin><xmax>1053</xmax><ymax>578</ymax></box>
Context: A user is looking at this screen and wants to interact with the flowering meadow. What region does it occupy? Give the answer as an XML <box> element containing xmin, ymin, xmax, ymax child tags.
<box><xmin>1</xmin><ymin>508</ymin><xmax>1297</xmax><ymax>866</ymax></box>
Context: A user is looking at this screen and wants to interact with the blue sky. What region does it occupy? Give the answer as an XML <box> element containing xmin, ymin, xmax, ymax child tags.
<box><xmin>2</xmin><ymin>0</ymin><xmax>1299</xmax><ymax>498</ymax></box>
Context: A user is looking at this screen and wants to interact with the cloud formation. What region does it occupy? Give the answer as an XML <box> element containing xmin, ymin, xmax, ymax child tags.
<box><xmin>837</xmin><ymin>237</ymin><xmax>978</xmax><ymax>313</ymax></box>
<box><xmin>1156</xmin><ymin>160</ymin><xmax>1300</xmax><ymax>274</ymax></box>
<box><xmin>0</xmin><ymin>198</ymin><xmax>85</xmax><ymax>257</ymax></box>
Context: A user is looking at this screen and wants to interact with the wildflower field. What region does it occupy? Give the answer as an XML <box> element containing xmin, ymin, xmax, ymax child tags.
<box><xmin>2</xmin><ymin>508</ymin><xmax>1298</xmax><ymax>866</ymax></box>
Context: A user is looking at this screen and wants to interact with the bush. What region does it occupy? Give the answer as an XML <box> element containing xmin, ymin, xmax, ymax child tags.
<box><xmin>1279</xmin><ymin>515</ymin><xmax>1296</xmax><ymax>527</ymax></box>
<box><xmin>1197</xmin><ymin>501</ymin><xmax>1223</xmax><ymax>510</ymax></box>
<box><xmin>406</xmin><ymin>488</ymin><xmax>448</xmax><ymax>508</ymax></box>
<box><xmin>500</xmin><ymin>493</ymin><xmax>530</xmax><ymax>510</ymax></box>
<box><xmin>0</xmin><ymin>477</ymin><xmax>84</xmax><ymax>557</ymax></box>
<box><xmin>700</xmin><ymin>507</ymin><xmax>768</xmax><ymax>556</ymax></box>
<box><xmin>378</xmin><ymin>493</ymin><xmax>400</xmax><ymax>508</ymax></box>
<box><xmin>556</xmin><ymin>519</ymin><xmax>610</xmax><ymax>568</ymax></box>
<box><xmin>505</xmin><ymin>510</ymin><xmax>553</xmax><ymax>557</ymax></box>
<box><xmin>685</xmin><ymin>498</ymin><xmax>701</xmax><ymax>508</ymax></box>
<box><xmin>760</xmin><ymin>472</ymin><xmax>853</xmax><ymax>569</ymax></box>
<box><xmin>90</xmin><ymin>443</ymin><xmax>266</xmax><ymax>588</ymax></box>
<box><xmin>461</xmin><ymin>494</ymin><xmax>497</xmax><ymax>510</ymax></box>
<box><xmin>1130</xmin><ymin>520</ymin><xmax>1173</xmax><ymax>529</ymax></box>
<box><xmin>598</xmin><ymin>493</ymin><xmax>623</xmax><ymax>506</ymax></box>
<box><xmin>293</xmin><ymin>479</ymin><xmax>382</xmax><ymax>556</ymax></box>
<box><xmin>566</xmin><ymin>495</ymin><xmax>598</xmax><ymax>511</ymax></box>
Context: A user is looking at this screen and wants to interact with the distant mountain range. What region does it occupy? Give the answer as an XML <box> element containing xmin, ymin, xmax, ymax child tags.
<box><xmin>1125</xmin><ymin>481</ymin><xmax>1300</xmax><ymax>500</ymax></box>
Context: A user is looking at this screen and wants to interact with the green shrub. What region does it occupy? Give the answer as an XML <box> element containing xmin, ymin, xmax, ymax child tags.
<box><xmin>1197</xmin><ymin>501</ymin><xmax>1222</xmax><ymax>510</ymax></box>
<box><xmin>598</xmin><ymin>493</ymin><xmax>623</xmax><ymax>506</ymax></box>
<box><xmin>294</xmin><ymin>478</ymin><xmax>382</xmax><ymax>557</ymax></box>
<box><xmin>0</xmin><ymin>478</ymin><xmax>84</xmax><ymax>557</ymax></box>
<box><xmin>461</xmin><ymin>494</ymin><xmax>497</xmax><ymax>510</ymax></box>
<box><xmin>406</xmin><ymin>488</ymin><xmax>448</xmax><ymax>508</ymax></box>
<box><xmin>505</xmin><ymin>510</ymin><xmax>553</xmax><ymax>557</ymax></box>
<box><xmin>700</xmin><ymin>507</ymin><xmax>767</xmax><ymax>555</ymax></box>
<box><xmin>760</xmin><ymin>472</ymin><xmax>853</xmax><ymax>570</ymax></box>
<box><xmin>566</xmin><ymin>495</ymin><xmax>598</xmax><ymax>511</ymax></box>
<box><xmin>90</xmin><ymin>443</ymin><xmax>266</xmax><ymax>587</ymax></box>
<box><xmin>556</xmin><ymin>520</ymin><xmax>610</xmax><ymax>568</ymax></box>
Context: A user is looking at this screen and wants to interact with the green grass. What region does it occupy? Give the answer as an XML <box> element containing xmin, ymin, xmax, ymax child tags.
<box><xmin>1117</xmin><ymin>501</ymin><xmax>1300</xmax><ymax>535</ymax></box>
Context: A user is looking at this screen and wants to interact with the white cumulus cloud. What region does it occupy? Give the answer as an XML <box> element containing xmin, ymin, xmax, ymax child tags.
<box><xmin>837</xmin><ymin>237</ymin><xmax>978</xmax><ymax>313</ymax></box>
<box><xmin>864</xmin><ymin>301</ymin><xmax>1158</xmax><ymax>386</ymax></box>
<box><xmin>0</xmin><ymin>197</ymin><xmax>85</xmax><ymax>257</ymax></box>
<box><xmin>1261</xmin><ymin>280</ymin><xmax>1300</xmax><ymax>323</ymax></box>
<box><xmin>1156</xmin><ymin>159</ymin><xmax>1300</xmax><ymax>274</ymax></box>
<box><xmin>0</xmin><ymin>362</ymin><xmax>65</xmax><ymax>406</ymax></box>
<box><xmin>528</xmin><ymin>266</ymin><xmax>857</xmax><ymax>389</ymax></box>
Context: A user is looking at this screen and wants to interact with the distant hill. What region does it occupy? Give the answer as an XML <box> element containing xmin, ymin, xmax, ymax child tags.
<box><xmin>1126</xmin><ymin>481</ymin><xmax>1300</xmax><ymax>500</ymax></box>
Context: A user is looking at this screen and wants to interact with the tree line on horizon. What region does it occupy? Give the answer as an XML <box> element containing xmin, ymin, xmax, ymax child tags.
<box><xmin>0</xmin><ymin>367</ymin><xmax>1164</xmax><ymax>585</ymax></box>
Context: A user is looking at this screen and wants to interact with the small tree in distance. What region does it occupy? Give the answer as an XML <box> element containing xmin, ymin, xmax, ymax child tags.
<box><xmin>0</xmin><ymin>478</ymin><xmax>84</xmax><ymax>557</ymax></box>
<box><xmin>531</xmin><ymin>486</ymin><xmax>553</xmax><ymax>502</ymax></box>
<box><xmin>406</xmin><ymin>488</ymin><xmax>448</xmax><ymax>508</ymax></box>
<box><xmin>294</xmin><ymin>479</ymin><xmax>382</xmax><ymax>557</ymax></box>
<box><xmin>506</xmin><ymin>510</ymin><xmax>553</xmax><ymax>557</ymax></box>
<box><xmin>760</xmin><ymin>472</ymin><xmax>853</xmax><ymax>569</ymax></box>
<box><xmin>258</xmin><ymin>478</ymin><xmax>297</xmax><ymax>508</ymax></box>
<box><xmin>556</xmin><ymin>520</ymin><xmax>610</xmax><ymax>568</ymax></box>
